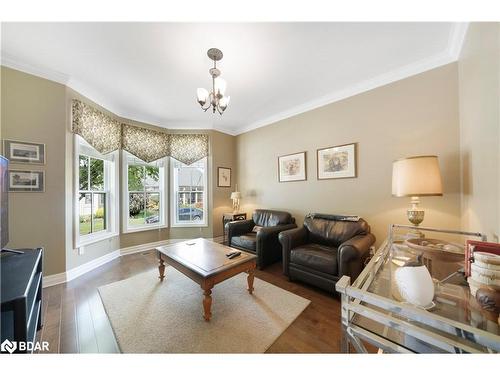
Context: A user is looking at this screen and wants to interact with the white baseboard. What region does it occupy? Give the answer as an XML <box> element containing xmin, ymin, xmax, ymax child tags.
<box><xmin>119</xmin><ymin>239</ymin><xmax>182</xmax><ymax>256</ymax></box>
<box><xmin>43</xmin><ymin>272</ymin><xmax>67</xmax><ymax>288</ymax></box>
<box><xmin>42</xmin><ymin>238</ymin><xmax>188</xmax><ymax>288</ymax></box>
<box><xmin>66</xmin><ymin>249</ymin><xmax>121</xmax><ymax>282</ymax></box>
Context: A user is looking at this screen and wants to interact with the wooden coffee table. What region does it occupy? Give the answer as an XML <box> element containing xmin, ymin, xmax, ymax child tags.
<box><xmin>156</xmin><ymin>238</ymin><xmax>257</xmax><ymax>321</ymax></box>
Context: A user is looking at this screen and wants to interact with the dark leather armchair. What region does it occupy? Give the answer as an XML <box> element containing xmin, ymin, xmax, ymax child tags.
<box><xmin>279</xmin><ymin>213</ymin><xmax>375</xmax><ymax>293</ymax></box>
<box><xmin>227</xmin><ymin>209</ymin><xmax>297</xmax><ymax>269</ymax></box>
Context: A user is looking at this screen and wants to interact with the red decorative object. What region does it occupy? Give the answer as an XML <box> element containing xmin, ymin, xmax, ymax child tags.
<box><xmin>465</xmin><ymin>240</ymin><xmax>500</xmax><ymax>277</ymax></box>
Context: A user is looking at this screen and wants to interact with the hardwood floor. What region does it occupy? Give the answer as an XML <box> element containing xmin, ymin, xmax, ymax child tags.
<box><xmin>36</xmin><ymin>250</ymin><xmax>347</xmax><ymax>353</ymax></box>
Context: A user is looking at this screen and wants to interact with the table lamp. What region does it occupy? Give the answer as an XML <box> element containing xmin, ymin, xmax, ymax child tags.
<box><xmin>392</xmin><ymin>155</ymin><xmax>443</xmax><ymax>236</ymax></box>
<box><xmin>230</xmin><ymin>186</ymin><xmax>241</xmax><ymax>213</ymax></box>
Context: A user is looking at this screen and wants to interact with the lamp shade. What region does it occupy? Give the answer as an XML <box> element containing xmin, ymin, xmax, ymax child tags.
<box><xmin>392</xmin><ymin>155</ymin><xmax>443</xmax><ymax>197</ymax></box>
<box><xmin>230</xmin><ymin>191</ymin><xmax>241</xmax><ymax>200</ymax></box>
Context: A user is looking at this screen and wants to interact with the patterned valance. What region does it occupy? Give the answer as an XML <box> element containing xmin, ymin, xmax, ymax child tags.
<box><xmin>72</xmin><ymin>100</ymin><xmax>121</xmax><ymax>154</ymax></box>
<box><xmin>122</xmin><ymin>124</ymin><xmax>170</xmax><ymax>163</ymax></box>
<box><xmin>71</xmin><ymin>100</ymin><xmax>209</xmax><ymax>165</ymax></box>
<box><xmin>170</xmin><ymin>134</ymin><xmax>209</xmax><ymax>165</ymax></box>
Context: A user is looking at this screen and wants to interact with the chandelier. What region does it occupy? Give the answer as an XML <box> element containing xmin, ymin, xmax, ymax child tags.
<box><xmin>196</xmin><ymin>48</ymin><xmax>230</xmax><ymax>115</ymax></box>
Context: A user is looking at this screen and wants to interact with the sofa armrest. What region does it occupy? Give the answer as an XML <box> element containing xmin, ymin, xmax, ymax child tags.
<box><xmin>227</xmin><ymin>219</ymin><xmax>255</xmax><ymax>243</ymax></box>
<box><xmin>278</xmin><ymin>226</ymin><xmax>308</xmax><ymax>276</ymax></box>
<box><xmin>338</xmin><ymin>233</ymin><xmax>376</xmax><ymax>280</ymax></box>
<box><xmin>254</xmin><ymin>223</ymin><xmax>297</xmax><ymax>267</ymax></box>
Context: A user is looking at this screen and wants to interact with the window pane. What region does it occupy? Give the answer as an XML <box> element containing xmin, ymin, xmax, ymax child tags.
<box><xmin>128</xmin><ymin>193</ymin><xmax>145</xmax><ymax>226</ymax></box>
<box><xmin>79</xmin><ymin>193</ymin><xmax>92</xmax><ymax>235</ymax></box>
<box><xmin>144</xmin><ymin>166</ymin><xmax>160</xmax><ymax>191</ymax></box>
<box><xmin>128</xmin><ymin>165</ymin><xmax>145</xmax><ymax>191</ymax></box>
<box><xmin>92</xmin><ymin>193</ymin><xmax>106</xmax><ymax>233</ymax></box>
<box><xmin>90</xmin><ymin>158</ymin><xmax>104</xmax><ymax>191</ymax></box>
<box><xmin>173</xmin><ymin>158</ymin><xmax>205</xmax><ymax>224</ymax></box>
<box><xmin>79</xmin><ymin>156</ymin><xmax>89</xmax><ymax>190</ymax></box>
<box><xmin>145</xmin><ymin>193</ymin><xmax>160</xmax><ymax>224</ymax></box>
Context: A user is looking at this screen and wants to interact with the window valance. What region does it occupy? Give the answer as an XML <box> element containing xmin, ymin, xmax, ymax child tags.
<box><xmin>71</xmin><ymin>100</ymin><xmax>209</xmax><ymax>165</ymax></box>
<box><xmin>72</xmin><ymin>100</ymin><xmax>122</xmax><ymax>154</ymax></box>
<box><xmin>121</xmin><ymin>124</ymin><xmax>170</xmax><ymax>163</ymax></box>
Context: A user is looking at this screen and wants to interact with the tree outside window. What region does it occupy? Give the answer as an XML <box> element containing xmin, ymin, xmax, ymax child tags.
<box><xmin>79</xmin><ymin>155</ymin><xmax>107</xmax><ymax>235</ymax></box>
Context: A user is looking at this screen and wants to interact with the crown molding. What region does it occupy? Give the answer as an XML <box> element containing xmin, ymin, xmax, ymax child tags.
<box><xmin>1</xmin><ymin>51</ymin><xmax>69</xmax><ymax>85</ymax></box>
<box><xmin>234</xmin><ymin>22</ymin><xmax>470</xmax><ymax>135</ymax></box>
<box><xmin>447</xmin><ymin>22</ymin><xmax>469</xmax><ymax>60</ymax></box>
<box><xmin>237</xmin><ymin>51</ymin><xmax>455</xmax><ymax>135</ymax></box>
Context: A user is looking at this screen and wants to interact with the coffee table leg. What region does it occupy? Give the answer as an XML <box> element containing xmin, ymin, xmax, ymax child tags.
<box><xmin>247</xmin><ymin>265</ymin><xmax>255</xmax><ymax>294</ymax></box>
<box><xmin>203</xmin><ymin>288</ymin><xmax>212</xmax><ymax>321</ymax></box>
<box><xmin>158</xmin><ymin>252</ymin><xmax>165</xmax><ymax>282</ymax></box>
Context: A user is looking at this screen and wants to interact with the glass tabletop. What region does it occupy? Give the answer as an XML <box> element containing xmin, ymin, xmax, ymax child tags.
<box><xmin>350</xmin><ymin>228</ymin><xmax>500</xmax><ymax>353</ymax></box>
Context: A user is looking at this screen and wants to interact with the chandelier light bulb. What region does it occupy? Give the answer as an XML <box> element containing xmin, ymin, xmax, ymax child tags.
<box><xmin>196</xmin><ymin>88</ymin><xmax>209</xmax><ymax>105</ymax></box>
<box><xmin>214</xmin><ymin>77</ymin><xmax>227</xmax><ymax>97</ymax></box>
<box><xmin>219</xmin><ymin>96</ymin><xmax>230</xmax><ymax>110</ymax></box>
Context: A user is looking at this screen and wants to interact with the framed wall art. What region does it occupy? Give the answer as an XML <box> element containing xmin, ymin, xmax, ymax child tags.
<box><xmin>278</xmin><ymin>151</ymin><xmax>307</xmax><ymax>182</ymax></box>
<box><xmin>217</xmin><ymin>167</ymin><xmax>232</xmax><ymax>187</ymax></box>
<box><xmin>3</xmin><ymin>139</ymin><xmax>46</xmax><ymax>165</ymax></box>
<box><xmin>8</xmin><ymin>169</ymin><xmax>45</xmax><ymax>192</ymax></box>
<box><xmin>317</xmin><ymin>143</ymin><xmax>357</xmax><ymax>180</ymax></box>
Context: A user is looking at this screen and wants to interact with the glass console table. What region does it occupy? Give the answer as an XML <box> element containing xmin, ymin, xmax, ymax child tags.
<box><xmin>335</xmin><ymin>224</ymin><xmax>500</xmax><ymax>353</ymax></box>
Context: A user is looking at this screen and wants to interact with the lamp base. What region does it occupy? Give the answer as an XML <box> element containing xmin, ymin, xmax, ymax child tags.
<box><xmin>407</xmin><ymin>197</ymin><xmax>425</xmax><ymax>238</ymax></box>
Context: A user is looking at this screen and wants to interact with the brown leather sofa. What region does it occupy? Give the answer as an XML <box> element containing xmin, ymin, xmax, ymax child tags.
<box><xmin>279</xmin><ymin>213</ymin><xmax>375</xmax><ymax>293</ymax></box>
<box><xmin>227</xmin><ymin>209</ymin><xmax>297</xmax><ymax>269</ymax></box>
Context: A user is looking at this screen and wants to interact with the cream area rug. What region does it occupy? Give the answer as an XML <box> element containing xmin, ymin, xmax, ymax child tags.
<box><xmin>98</xmin><ymin>267</ymin><xmax>310</xmax><ymax>353</ymax></box>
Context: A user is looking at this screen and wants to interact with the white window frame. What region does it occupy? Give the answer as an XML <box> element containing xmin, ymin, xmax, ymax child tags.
<box><xmin>74</xmin><ymin>135</ymin><xmax>119</xmax><ymax>248</ymax></box>
<box><xmin>122</xmin><ymin>151</ymin><xmax>168</xmax><ymax>233</ymax></box>
<box><xmin>170</xmin><ymin>157</ymin><xmax>208</xmax><ymax>228</ymax></box>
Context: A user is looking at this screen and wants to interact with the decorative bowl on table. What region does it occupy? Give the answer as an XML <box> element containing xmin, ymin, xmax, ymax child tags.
<box><xmin>404</xmin><ymin>238</ymin><xmax>465</xmax><ymax>281</ymax></box>
<box><xmin>404</xmin><ymin>238</ymin><xmax>464</xmax><ymax>261</ymax></box>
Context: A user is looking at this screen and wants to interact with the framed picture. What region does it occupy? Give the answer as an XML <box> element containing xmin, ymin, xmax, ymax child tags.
<box><xmin>217</xmin><ymin>167</ymin><xmax>231</xmax><ymax>187</ymax></box>
<box><xmin>3</xmin><ymin>139</ymin><xmax>46</xmax><ymax>165</ymax></box>
<box><xmin>8</xmin><ymin>170</ymin><xmax>45</xmax><ymax>192</ymax></box>
<box><xmin>317</xmin><ymin>143</ymin><xmax>357</xmax><ymax>180</ymax></box>
<box><xmin>278</xmin><ymin>151</ymin><xmax>307</xmax><ymax>182</ymax></box>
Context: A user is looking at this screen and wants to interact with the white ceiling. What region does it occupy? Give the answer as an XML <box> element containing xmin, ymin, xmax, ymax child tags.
<box><xmin>1</xmin><ymin>22</ymin><xmax>467</xmax><ymax>135</ymax></box>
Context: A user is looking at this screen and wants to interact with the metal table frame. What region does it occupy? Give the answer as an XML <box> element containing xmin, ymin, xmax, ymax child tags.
<box><xmin>335</xmin><ymin>224</ymin><xmax>500</xmax><ymax>353</ymax></box>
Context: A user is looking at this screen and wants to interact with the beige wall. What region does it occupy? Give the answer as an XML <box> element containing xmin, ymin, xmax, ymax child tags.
<box><xmin>1</xmin><ymin>66</ymin><xmax>67</xmax><ymax>275</ymax></box>
<box><xmin>236</xmin><ymin>63</ymin><xmax>462</xmax><ymax>246</ymax></box>
<box><xmin>458</xmin><ymin>23</ymin><xmax>500</xmax><ymax>242</ymax></box>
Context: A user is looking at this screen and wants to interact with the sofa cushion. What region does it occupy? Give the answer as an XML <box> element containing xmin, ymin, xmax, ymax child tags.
<box><xmin>231</xmin><ymin>233</ymin><xmax>257</xmax><ymax>252</ymax></box>
<box><xmin>253</xmin><ymin>209</ymin><xmax>293</xmax><ymax>227</ymax></box>
<box><xmin>290</xmin><ymin>243</ymin><xmax>338</xmax><ymax>275</ymax></box>
<box><xmin>303</xmin><ymin>214</ymin><xmax>369</xmax><ymax>247</ymax></box>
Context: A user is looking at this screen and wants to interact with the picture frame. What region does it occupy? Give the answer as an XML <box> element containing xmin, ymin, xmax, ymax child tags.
<box><xmin>278</xmin><ymin>151</ymin><xmax>307</xmax><ymax>182</ymax></box>
<box><xmin>217</xmin><ymin>167</ymin><xmax>231</xmax><ymax>187</ymax></box>
<box><xmin>317</xmin><ymin>143</ymin><xmax>357</xmax><ymax>180</ymax></box>
<box><xmin>8</xmin><ymin>169</ymin><xmax>45</xmax><ymax>192</ymax></box>
<box><xmin>3</xmin><ymin>139</ymin><xmax>46</xmax><ymax>165</ymax></box>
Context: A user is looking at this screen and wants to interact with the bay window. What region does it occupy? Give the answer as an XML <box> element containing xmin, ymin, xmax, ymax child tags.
<box><xmin>123</xmin><ymin>152</ymin><xmax>167</xmax><ymax>232</ymax></box>
<box><xmin>170</xmin><ymin>157</ymin><xmax>208</xmax><ymax>227</ymax></box>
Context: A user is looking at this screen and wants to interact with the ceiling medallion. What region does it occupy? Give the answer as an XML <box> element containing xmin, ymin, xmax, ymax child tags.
<box><xmin>196</xmin><ymin>48</ymin><xmax>230</xmax><ymax>115</ymax></box>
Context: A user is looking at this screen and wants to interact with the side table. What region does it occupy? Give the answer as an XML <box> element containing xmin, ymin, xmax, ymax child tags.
<box><xmin>222</xmin><ymin>212</ymin><xmax>247</xmax><ymax>245</ymax></box>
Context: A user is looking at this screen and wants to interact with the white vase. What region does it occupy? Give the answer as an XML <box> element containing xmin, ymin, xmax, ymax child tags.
<box><xmin>395</xmin><ymin>265</ymin><xmax>435</xmax><ymax>308</ymax></box>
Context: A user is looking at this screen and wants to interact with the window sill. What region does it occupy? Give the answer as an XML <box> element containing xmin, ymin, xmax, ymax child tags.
<box><xmin>171</xmin><ymin>223</ymin><xmax>208</xmax><ymax>228</ymax></box>
<box><xmin>122</xmin><ymin>224</ymin><xmax>168</xmax><ymax>234</ymax></box>
<box><xmin>77</xmin><ymin>231</ymin><xmax>119</xmax><ymax>248</ymax></box>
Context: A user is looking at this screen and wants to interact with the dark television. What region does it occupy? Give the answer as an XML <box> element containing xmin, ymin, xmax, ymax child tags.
<box><xmin>1</xmin><ymin>155</ymin><xmax>8</xmax><ymax>249</ymax></box>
